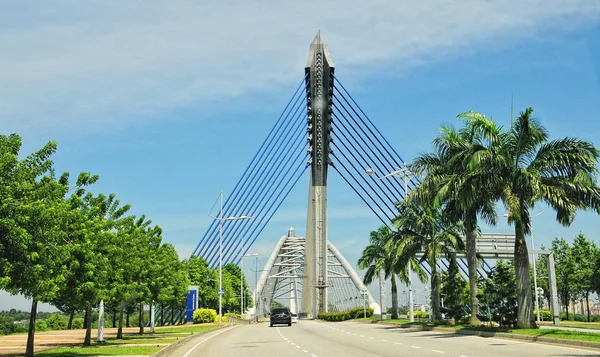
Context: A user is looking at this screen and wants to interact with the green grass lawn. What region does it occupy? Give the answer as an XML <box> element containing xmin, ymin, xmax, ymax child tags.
<box><xmin>357</xmin><ymin>317</ymin><xmax>600</xmax><ymax>344</ymax></box>
<box><xmin>32</xmin><ymin>346</ymin><xmax>163</xmax><ymax>356</ymax></box>
<box><xmin>98</xmin><ymin>338</ymin><xmax>179</xmax><ymax>345</ymax></box>
<box><xmin>153</xmin><ymin>324</ymin><xmax>219</xmax><ymax>334</ymax></box>
<box><xmin>540</xmin><ymin>322</ymin><xmax>600</xmax><ymax>330</ymax></box>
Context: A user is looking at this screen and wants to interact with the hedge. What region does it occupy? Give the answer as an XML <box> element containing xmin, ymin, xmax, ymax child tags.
<box><xmin>318</xmin><ymin>307</ymin><xmax>374</xmax><ymax>321</ymax></box>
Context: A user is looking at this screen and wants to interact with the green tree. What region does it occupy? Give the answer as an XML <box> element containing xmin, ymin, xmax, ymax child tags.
<box><xmin>187</xmin><ymin>256</ymin><xmax>219</xmax><ymax>309</ymax></box>
<box><xmin>412</xmin><ymin>111</ymin><xmax>500</xmax><ymax>324</ymax></box>
<box><xmin>393</xmin><ymin>199</ymin><xmax>465</xmax><ymax>322</ymax></box>
<box><xmin>440</xmin><ymin>257</ymin><xmax>466</xmax><ymax>321</ymax></box>
<box><xmin>451</xmin><ymin>108</ymin><xmax>600</xmax><ymax>328</ymax></box>
<box><xmin>571</xmin><ymin>234</ymin><xmax>598</xmax><ymax>322</ymax></box>
<box><xmin>552</xmin><ymin>238</ymin><xmax>577</xmax><ymax>319</ymax></box>
<box><xmin>480</xmin><ymin>260</ymin><xmax>517</xmax><ymax>327</ymax></box>
<box><xmin>358</xmin><ymin>225</ymin><xmax>424</xmax><ymax>319</ymax></box>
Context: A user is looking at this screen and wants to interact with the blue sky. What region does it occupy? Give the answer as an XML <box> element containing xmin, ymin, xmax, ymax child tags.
<box><xmin>2</xmin><ymin>1</ymin><xmax>600</xmax><ymax>311</ymax></box>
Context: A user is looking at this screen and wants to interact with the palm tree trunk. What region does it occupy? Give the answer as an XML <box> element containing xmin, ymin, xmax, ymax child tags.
<box><xmin>25</xmin><ymin>299</ymin><xmax>37</xmax><ymax>357</ymax></box>
<box><xmin>514</xmin><ymin>221</ymin><xmax>535</xmax><ymax>328</ymax></box>
<box><xmin>465</xmin><ymin>228</ymin><xmax>480</xmax><ymax>325</ymax></box>
<box><xmin>391</xmin><ymin>273</ymin><xmax>398</xmax><ymax>320</ymax></box>
<box><xmin>83</xmin><ymin>304</ymin><xmax>92</xmax><ymax>346</ymax></box>
<box><xmin>430</xmin><ymin>259</ymin><xmax>442</xmax><ymax>322</ymax></box>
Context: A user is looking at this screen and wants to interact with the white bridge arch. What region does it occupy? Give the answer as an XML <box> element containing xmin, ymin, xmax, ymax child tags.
<box><xmin>249</xmin><ymin>227</ymin><xmax>380</xmax><ymax>318</ymax></box>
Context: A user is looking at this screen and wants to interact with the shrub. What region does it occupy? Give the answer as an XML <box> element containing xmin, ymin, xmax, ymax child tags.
<box><xmin>0</xmin><ymin>316</ymin><xmax>14</xmax><ymax>335</ymax></box>
<box><xmin>318</xmin><ymin>307</ymin><xmax>373</xmax><ymax>322</ymax></box>
<box><xmin>414</xmin><ymin>311</ymin><xmax>430</xmax><ymax>319</ymax></box>
<box><xmin>72</xmin><ymin>318</ymin><xmax>84</xmax><ymax>329</ymax></box>
<box><xmin>533</xmin><ymin>310</ymin><xmax>552</xmax><ymax>321</ymax></box>
<box><xmin>193</xmin><ymin>309</ymin><xmax>217</xmax><ymax>324</ymax></box>
<box><xmin>35</xmin><ymin>320</ymin><xmax>49</xmax><ymax>332</ymax></box>
<box><xmin>45</xmin><ymin>314</ymin><xmax>68</xmax><ymax>331</ymax></box>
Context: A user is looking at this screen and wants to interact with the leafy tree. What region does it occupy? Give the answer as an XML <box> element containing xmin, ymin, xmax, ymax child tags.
<box><xmin>412</xmin><ymin>111</ymin><xmax>500</xmax><ymax>324</ymax></box>
<box><xmin>552</xmin><ymin>237</ymin><xmax>577</xmax><ymax>319</ymax></box>
<box><xmin>571</xmin><ymin>234</ymin><xmax>598</xmax><ymax>322</ymax></box>
<box><xmin>0</xmin><ymin>135</ymin><xmax>97</xmax><ymax>356</ymax></box>
<box><xmin>393</xmin><ymin>199</ymin><xmax>465</xmax><ymax>322</ymax></box>
<box><xmin>480</xmin><ymin>260</ymin><xmax>517</xmax><ymax>327</ymax></box>
<box><xmin>440</xmin><ymin>257</ymin><xmax>466</xmax><ymax>321</ymax></box>
<box><xmin>446</xmin><ymin>108</ymin><xmax>600</xmax><ymax>328</ymax></box>
<box><xmin>187</xmin><ymin>256</ymin><xmax>218</xmax><ymax>309</ymax></box>
<box><xmin>358</xmin><ymin>225</ymin><xmax>425</xmax><ymax>319</ymax></box>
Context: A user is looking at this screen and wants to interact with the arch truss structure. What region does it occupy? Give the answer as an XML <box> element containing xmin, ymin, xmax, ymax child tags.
<box><xmin>249</xmin><ymin>228</ymin><xmax>380</xmax><ymax>318</ymax></box>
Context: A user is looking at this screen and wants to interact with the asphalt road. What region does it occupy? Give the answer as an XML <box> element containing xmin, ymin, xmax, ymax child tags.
<box><xmin>169</xmin><ymin>320</ymin><xmax>600</xmax><ymax>357</ymax></box>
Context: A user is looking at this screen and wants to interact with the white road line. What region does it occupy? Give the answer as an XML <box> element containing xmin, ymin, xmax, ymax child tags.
<box><xmin>393</xmin><ymin>342</ymin><xmax>402</xmax><ymax>345</ymax></box>
<box><xmin>311</xmin><ymin>355</ymin><xmax>318</xmax><ymax>357</ymax></box>
<box><xmin>369</xmin><ymin>337</ymin><xmax>375</xmax><ymax>339</ymax></box>
<box><xmin>296</xmin><ymin>346</ymin><xmax>301</xmax><ymax>349</ymax></box>
<box><xmin>432</xmin><ymin>350</ymin><xmax>444</xmax><ymax>354</ymax></box>
<box><xmin>352</xmin><ymin>333</ymin><xmax>357</xmax><ymax>336</ymax></box>
<box><xmin>303</xmin><ymin>350</ymin><xmax>308</xmax><ymax>353</ymax></box>
<box><xmin>410</xmin><ymin>345</ymin><xmax>421</xmax><ymax>349</ymax></box>
<box><xmin>182</xmin><ymin>326</ymin><xmax>237</xmax><ymax>357</ymax></box>
<box><xmin>360</xmin><ymin>335</ymin><xmax>365</xmax><ymax>337</ymax></box>
<box><xmin>381</xmin><ymin>339</ymin><xmax>387</xmax><ymax>341</ymax></box>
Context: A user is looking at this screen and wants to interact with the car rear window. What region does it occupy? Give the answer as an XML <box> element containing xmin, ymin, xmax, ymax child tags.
<box><xmin>272</xmin><ymin>308</ymin><xmax>289</xmax><ymax>314</ymax></box>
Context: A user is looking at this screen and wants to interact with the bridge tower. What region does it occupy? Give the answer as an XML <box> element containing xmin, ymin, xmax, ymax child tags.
<box><xmin>301</xmin><ymin>32</ymin><xmax>334</xmax><ymax>318</ymax></box>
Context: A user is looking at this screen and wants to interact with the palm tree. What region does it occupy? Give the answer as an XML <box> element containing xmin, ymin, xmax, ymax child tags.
<box><xmin>358</xmin><ymin>225</ymin><xmax>425</xmax><ymax>319</ymax></box>
<box><xmin>411</xmin><ymin>111</ymin><xmax>501</xmax><ymax>325</ymax></box>
<box><xmin>393</xmin><ymin>199</ymin><xmax>465</xmax><ymax>322</ymax></box>
<box><xmin>490</xmin><ymin>108</ymin><xmax>600</xmax><ymax>328</ymax></box>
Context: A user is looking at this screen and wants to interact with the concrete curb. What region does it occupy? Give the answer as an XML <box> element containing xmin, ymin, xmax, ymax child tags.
<box><xmin>150</xmin><ymin>325</ymin><xmax>229</xmax><ymax>357</ymax></box>
<box><xmin>352</xmin><ymin>320</ymin><xmax>600</xmax><ymax>350</ymax></box>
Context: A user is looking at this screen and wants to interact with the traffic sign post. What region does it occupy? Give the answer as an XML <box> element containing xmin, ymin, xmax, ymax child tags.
<box><xmin>360</xmin><ymin>289</ymin><xmax>368</xmax><ymax>319</ymax></box>
<box><xmin>218</xmin><ymin>289</ymin><xmax>224</xmax><ymax>295</ymax></box>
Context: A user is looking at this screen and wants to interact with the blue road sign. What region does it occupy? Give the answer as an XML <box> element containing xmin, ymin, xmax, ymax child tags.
<box><xmin>218</xmin><ymin>289</ymin><xmax>224</xmax><ymax>295</ymax></box>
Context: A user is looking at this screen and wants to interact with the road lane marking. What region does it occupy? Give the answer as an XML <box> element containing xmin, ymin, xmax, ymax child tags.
<box><xmin>432</xmin><ymin>350</ymin><xmax>444</xmax><ymax>353</ymax></box>
<box><xmin>410</xmin><ymin>346</ymin><xmax>421</xmax><ymax>349</ymax></box>
<box><xmin>381</xmin><ymin>339</ymin><xmax>387</xmax><ymax>341</ymax></box>
<box><xmin>360</xmin><ymin>335</ymin><xmax>365</xmax><ymax>337</ymax></box>
<box><xmin>296</xmin><ymin>346</ymin><xmax>301</xmax><ymax>349</ymax></box>
<box><xmin>182</xmin><ymin>325</ymin><xmax>237</xmax><ymax>357</ymax></box>
<box><xmin>393</xmin><ymin>342</ymin><xmax>402</xmax><ymax>345</ymax></box>
<box><xmin>311</xmin><ymin>355</ymin><xmax>318</xmax><ymax>357</ymax></box>
<box><xmin>369</xmin><ymin>337</ymin><xmax>375</xmax><ymax>339</ymax></box>
<box><xmin>303</xmin><ymin>350</ymin><xmax>308</xmax><ymax>353</ymax></box>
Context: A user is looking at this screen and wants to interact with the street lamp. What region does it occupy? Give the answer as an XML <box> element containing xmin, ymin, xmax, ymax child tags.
<box><xmin>240</xmin><ymin>252</ymin><xmax>262</xmax><ymax>319</ymax></box>
<box><xmin>209</xmin><ymin>191</ymin><xmax>253</xmax><ymax>325</ymax></box>
<box><xmin>365</xmin><ymin>163</ymin><xmax>417</xmax><ymax>323</ymax></box>
<box><xmin>502</xmin><ymin>211</ymin><xmax>543</xmax><ymax>322</ymax></box>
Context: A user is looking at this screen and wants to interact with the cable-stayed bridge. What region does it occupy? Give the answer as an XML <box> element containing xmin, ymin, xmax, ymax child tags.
<box><xmin>191</xmin><ymin>33</ymin><xmax>488</xmax><ymax>318</ymax></box>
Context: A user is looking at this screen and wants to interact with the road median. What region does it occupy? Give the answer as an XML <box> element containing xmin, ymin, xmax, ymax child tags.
<box><xmin>351</xmin><ymin>319</ymin><xmax>600</xmax><ymax>350</ymax></box>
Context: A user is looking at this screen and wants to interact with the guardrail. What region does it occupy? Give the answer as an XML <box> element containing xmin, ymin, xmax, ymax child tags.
<box><xmin>226</xmin><ymin>314</ymin><xmax>253</xmax><ymax>325</ymax></box>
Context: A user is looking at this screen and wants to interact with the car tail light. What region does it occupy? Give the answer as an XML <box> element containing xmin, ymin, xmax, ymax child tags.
<box><xmin>288</xmin><ymin>314</ymin><xmax>291</xmax><ymax>317</ymax></box>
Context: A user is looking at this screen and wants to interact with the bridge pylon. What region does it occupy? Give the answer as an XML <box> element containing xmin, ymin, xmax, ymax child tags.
<box><xmin>302</xmin><ymin>32</ymin><xmax>334</xmax><ymax>318</ymax></box>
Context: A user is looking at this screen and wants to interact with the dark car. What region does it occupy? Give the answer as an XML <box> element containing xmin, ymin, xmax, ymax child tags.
<box><xmin>270</xmin><ymin>307</ymin><xmax>292</xmax><ymax>327</ymax></box>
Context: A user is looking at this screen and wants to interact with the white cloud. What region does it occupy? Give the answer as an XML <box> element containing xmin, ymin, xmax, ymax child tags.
<box><xmin>1</xmin><ymin>0</ymin><xmax>599</xmax><ymax>134</ymax></box>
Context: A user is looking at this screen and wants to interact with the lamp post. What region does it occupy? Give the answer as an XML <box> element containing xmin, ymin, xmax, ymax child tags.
<box><xmin>240</xmin><ymin>252</ymin><xmax>261</xmax><ymax>319</ymax></box>
<box><xmin>365</xmin><ymin>163</ymin><xmax>417</xmax><ymax>322</ymax></box>
<box><xmin>502</xmin><ymin>211</ymin><xmax>543</xmax><ymax>322</ymax></box>
<box><xmin>209</xmin><ymin>191</ymin><xmax>253</xmax><ymax>325</ymax></box>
